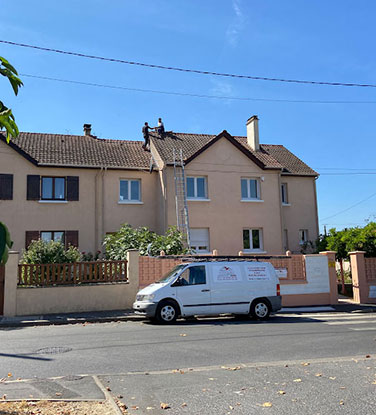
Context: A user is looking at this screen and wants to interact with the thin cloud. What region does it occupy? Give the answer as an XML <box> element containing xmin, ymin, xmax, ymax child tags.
<box><xmin>226</xmin><ymin>0</ymin><xmax>246</xmax><ymax>47</ymax></box>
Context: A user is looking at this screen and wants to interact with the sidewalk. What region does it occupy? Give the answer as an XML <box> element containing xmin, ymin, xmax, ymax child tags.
<box><xmin>1</xmin><ymin>301</ymin><xmax>375</xmax><ymax>328</ymax></box>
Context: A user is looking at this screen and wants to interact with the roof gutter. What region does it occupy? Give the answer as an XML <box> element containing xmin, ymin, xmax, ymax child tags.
<box><xmin>37</xmin><ymin>163</ymin><xmax>157</xmax><ymax>172</ymax></box>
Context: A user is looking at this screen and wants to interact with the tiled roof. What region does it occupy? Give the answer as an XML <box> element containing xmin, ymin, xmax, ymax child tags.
<box><xmin>0</xmin><ymin>132</ymin><xmax>151</xmax><ymax>169</ymax></box>
<box><xmin>261</xmin><ymin>144</ymin><xmax>318</xmax><ymax>176</ymax></box>
<box><xmin>1</xmin><ymin>130</ymin><xmax>318</xmax><ymax>176</ymax></box>
<box><xmin>151</xmin><ymin>131</ymin><xmax>317</xmax><ymax>176</ymax></box>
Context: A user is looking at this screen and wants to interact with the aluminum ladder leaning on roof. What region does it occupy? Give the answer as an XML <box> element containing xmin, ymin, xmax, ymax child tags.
<box><xmin>173</xmin><ymin>148</ymin><xmax>191</xmax><ymax>251</ymax></box>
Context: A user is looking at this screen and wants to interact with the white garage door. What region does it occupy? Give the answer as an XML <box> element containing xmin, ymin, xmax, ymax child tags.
<box><xmin>190</xmin><ymin>228</ymin><xmax>210</xmax><ymax>254</ymax></box>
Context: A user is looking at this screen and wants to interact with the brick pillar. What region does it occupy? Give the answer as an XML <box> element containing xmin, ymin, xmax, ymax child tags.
<box><xmin>125</xmin><ymin>250</ymin><xmax>140</xmax><ymax>308</ymax></box>
<box><xmin>349</xmin><ymin>251</ymin><xmax>368</xmax><ymax>304</ymax></box>
<box><xmin>3</xmin><ymin>251</ymin><xmax>19</xmax><ymax>317</ymax></box>
<box><xmin>319</xmin><ymin>251</ymin><xmax>338</xmax><ymax>304</ymax></box>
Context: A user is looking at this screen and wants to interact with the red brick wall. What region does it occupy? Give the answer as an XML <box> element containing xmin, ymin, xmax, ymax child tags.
<box><xmin>138</xmin><ymin>255</ymin><xmax>306</xmax><ymax>288</ymax></box>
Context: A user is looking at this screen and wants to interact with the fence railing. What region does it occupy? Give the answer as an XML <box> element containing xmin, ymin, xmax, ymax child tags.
<box><xmin>18</xmin><ymin>260</ymin><xmax>128</xmax><ymax>287</ymax></box>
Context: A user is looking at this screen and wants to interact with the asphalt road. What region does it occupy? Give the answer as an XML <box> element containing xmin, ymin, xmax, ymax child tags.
<box><xmin>0</xmin><ymin>312</ymin><xmax>375</xmax><ymax>379</ymax></box>
<box><xmin>0</xmin><ymin>312</ymin><xmax>375</xmax><ymax>414</ymax></box>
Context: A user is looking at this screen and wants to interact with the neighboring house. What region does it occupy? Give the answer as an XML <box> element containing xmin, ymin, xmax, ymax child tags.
<box><xmin>0</xmin><ymin>116</ymin><xmax>319</xmax><ymax>255</ymax></box>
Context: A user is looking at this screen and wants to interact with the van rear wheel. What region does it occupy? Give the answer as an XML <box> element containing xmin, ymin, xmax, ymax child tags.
<box><xmin>250</xmin><ymin>300</ymin><xmax>271</xmax><ymax>320</ymax></box>
<box><xmin>156</xmin><ymin>300</ymin><xmax>178</xmax><ymax>324</ymax></box>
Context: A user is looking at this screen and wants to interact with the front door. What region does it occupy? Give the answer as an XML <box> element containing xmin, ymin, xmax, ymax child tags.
<box><xmin>176</xmin><ymin>265</ymin><xmax>212</xmax><ymax>316</ymax></box>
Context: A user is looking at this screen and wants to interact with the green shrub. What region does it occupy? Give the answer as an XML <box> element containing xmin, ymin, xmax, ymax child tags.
<box><xmin>103</xmin><ymin>224</ymin><xmax>187</xmax><ymax>259</ymax></box>
<box><xmin>21</xmin><ymin>239</ymin><xmax>82</xmax><ymax>264</ymax></box>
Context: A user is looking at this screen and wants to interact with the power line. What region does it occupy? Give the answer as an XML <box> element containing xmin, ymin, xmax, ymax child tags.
<box><xmin>320</xmin><ymin>172</ymin><xmax>376</xmax><ymax>175</ymax></box>
<box><xmin>18</xmin><ymin>73</ymin><xmax>376</xmax><ymax>105</ymax></box>
<box><xmin>3</xmin><ymin>39</ymin><xmax>376</xmax><ymax>88</ymax></box>
<box><xmin>320</xmin><ymin>191</ymin><xmax>376</xmax><ymax>221</ymax></box>
<box><xmin>316</xmin><ymin>167</ymin><xmax>376</xmax><ymax>171</ymax></box>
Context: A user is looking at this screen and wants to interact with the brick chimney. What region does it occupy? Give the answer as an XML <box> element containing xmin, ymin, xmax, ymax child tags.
<box><xmin>83</xmin><ymin>124</ymin><xmax>92</xmax><ymax>136</ymax></box>
<box><xmin>246</xmin><ymin>115</ymin><xmax>259</xmax><ymax>151</ymax></box>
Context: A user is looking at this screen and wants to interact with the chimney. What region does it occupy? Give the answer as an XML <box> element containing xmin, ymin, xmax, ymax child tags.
<box><xmin>83</xmin><ymin>124</ymin><xmax>92</xmax><ymax>136</ymax></box>
<box><xmin>246</xmin><ymin>115</ymin><xmax>260</xmax><ymax>151</ymax></box>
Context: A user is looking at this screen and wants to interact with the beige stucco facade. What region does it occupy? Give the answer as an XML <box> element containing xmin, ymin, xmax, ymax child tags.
<box><xmin>0</xmin><ymin>132</ymin><xmax>319</xmax><ymax>256</ymax></box>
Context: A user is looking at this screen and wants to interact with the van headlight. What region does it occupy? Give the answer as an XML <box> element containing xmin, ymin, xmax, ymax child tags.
<box><xmin>136</xmin><ymin>294</ymin><xmax>155</xmax><ymax>302</ymax></box>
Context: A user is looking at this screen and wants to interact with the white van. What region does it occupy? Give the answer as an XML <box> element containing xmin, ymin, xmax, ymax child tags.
<box><xmin>133</xmin><ymin>261</ymin><xmax>281</xmax><ymax>323</ymax></box>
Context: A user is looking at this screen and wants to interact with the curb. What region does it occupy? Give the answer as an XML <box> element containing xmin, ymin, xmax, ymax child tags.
<box><xmin>1</xmin><ymin>307</ymin><xmax>375</xmax><ymax>328</ymax></box>
<box><xmin>0</xmin><ymin>314</ymin><xmax>144</xmax><ymax>328</ymax></box>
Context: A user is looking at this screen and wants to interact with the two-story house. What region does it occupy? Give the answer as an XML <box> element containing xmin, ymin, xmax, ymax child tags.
<box><xmin>0</xmin><ymin>116</ymin><xmax>319</xmax><ymax>255</ymax></box>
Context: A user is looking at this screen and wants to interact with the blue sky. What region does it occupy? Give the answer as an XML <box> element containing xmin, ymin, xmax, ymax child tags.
<box><xmin>1</xmin><ymin>0</ymin><xmax>375</xmax><ymax>232</ymax></box>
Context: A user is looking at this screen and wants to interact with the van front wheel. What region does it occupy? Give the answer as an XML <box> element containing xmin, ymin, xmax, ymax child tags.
<box><xmin>156</xmin><ymin>301</ymin><xmax>178</xmax><ymax>324</ymax></box>
<box><xmin>250</xmin><ymin>300</ymin><xmax>271</xmax><ymax>320</ymax></box>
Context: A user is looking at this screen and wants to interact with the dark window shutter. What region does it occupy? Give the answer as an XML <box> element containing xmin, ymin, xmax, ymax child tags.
<box><xmin>66</xmin><ymin>176</ymin><xmax>79</xmax><ymax>201</ymax></box>
<box><xmin>65</xmin><ymin>231</ymin><xmax>79</xmax><ymax>248</ymax></box>
<box><xmin>0</xmin><ymin>174</ymin><xmax>13</xmax><ymax>200</ymax></box>
<box><xmin>25</xmin><ymin>231</ymin><xmax>40</xmax><ymax>248</ymax></box>
<box><xmin>27</xmin><ymin>175</ymin><xmax>40</xmax><ymax>200</ymax></box>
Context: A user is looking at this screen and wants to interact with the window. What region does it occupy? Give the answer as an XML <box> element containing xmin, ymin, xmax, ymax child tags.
<box><xmin>41</xmin><ymin>177</ymin><xmax>65</xmax><ymax>200</ymax></box>
<box><xmin>40</xmin><ymin>231</ymin><xmax>65</xmax><ymax>243</ymax></box>
<box><xmin>190</xmin><ymin>228</ymin><xmax>210</xmax><ymax>253</ymax></box>
<box><xmin>241</xmin><ymin>178</ymin><xmax>260</xmax><ymax>200</ymax></box>
<box><xmin>27</xmin><ymin>176</ymin><xmax>79</xmax><ymax>201</ymax></box>
<box><xmin>187</xmin><ymin>177</ymin><xmax>207</xmax><ymax>199</ymax></box>
<box><xmin>0</xmin><ymin>174</ymin><xmax>13</xmax><ymax>200</ymax></box>
<box><xmin>179</xmin><ymin>266</ymin><xmax>206</xmax><ymax>285</ymax></box>
<box><xmin>25</xmin><ymin>230</ymin><xmax>79</xmax><ymax>249</ymax></box>
<box><xmin>243</xmin><ymin>229</ymin><xmax>263</xmax><ymax>251</ymax></box>
<box><xmin>299</xmin><ymin>229</ymin><xmax>308</xmax><ymax>245</ymax></box>
<box><xmin>119</xmin><ymin>179</ymin><xmax>141</xmax><ymax>202</ymax></box>
<box><xmin>281</xmin><ymin>183</ymin><xmax>289</xmax><ymax>204</ymax></box>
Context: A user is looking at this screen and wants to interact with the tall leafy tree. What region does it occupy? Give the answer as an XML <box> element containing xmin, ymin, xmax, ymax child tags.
<box><xmin>0</xmin><ymin>56</ymin><xmax>23</xmax><ymax>142</ymax></box>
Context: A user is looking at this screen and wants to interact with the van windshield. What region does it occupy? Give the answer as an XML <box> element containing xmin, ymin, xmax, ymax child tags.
<box><xmin>156</xmin><ymin>264</ymin><xmax>187</xmax><ymax>284</ymax></box>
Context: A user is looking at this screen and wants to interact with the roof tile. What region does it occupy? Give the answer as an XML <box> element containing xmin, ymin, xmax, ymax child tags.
<box><xmin>1</xmin><ymin>130</ymin><xmax>317</xmax><ymax>176</ymax></box>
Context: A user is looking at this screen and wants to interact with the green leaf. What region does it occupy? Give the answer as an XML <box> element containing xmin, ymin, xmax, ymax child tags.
<box><xmin>0</xmin><ymin>222</ymin><xmax>13</xmax><ymax>265</ymax></box>
<box><xmin>0</xmin><ymin>57</ymin><xmax>23</xmax><ymax>95</ymax></box>
<box><xmin>0</xmin><ymin>56</ymin><xmax>18</xmax><ymax>74</ymax></box>
<box><xmin>0</xmin><ymin>107</ymin><xmax>19</xmax><ymax>142</ymax></box>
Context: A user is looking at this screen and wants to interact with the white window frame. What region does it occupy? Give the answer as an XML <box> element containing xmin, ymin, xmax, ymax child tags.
<box><xmin>243</xmin><ymin>228</ymin><xmax>264</xmax><ymax>252</ymax></box>
<box><xmin>119</xmin><ymin>179</ymin><xmax>142</xmax><ymax>203</ymax></box>
<box><xmin>186</xmin><ymin>176</ymin><xmax>208</xmax><ymax>200</ymax></box>
<box><xmin>241</xmin><ymin>178</ymin><xmax>261</xmax><ymax>201</ymax></box>
<box><xmin>299</xmin><ymin>229</ymin><xmax>308</xmax><ymax>245</ymax></box>
<box><xmin>190</xmin><ymin>228</ymin><xmax>210</xmax><ymax>254</ymax></box>
<box><xmin>281</xmin><ymin>183</ymin><xmax>289</xmax><ymax>205</ymax></box>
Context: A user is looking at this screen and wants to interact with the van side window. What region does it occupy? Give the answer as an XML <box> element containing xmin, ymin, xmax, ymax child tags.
<box><xmin>179</xmin><ymin>266</ymin><xmax>206</xmax><ymax>285</ymax></box>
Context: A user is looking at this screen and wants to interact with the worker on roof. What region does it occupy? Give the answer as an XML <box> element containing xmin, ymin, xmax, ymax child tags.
<box><xmin>156</xmin><ymin>117</ymin><xmax>165</xmax><ymax>137</ymax></box>
<box><xmin>142</xmin><ymin>122</ymin><xmax>152</xmax><ymax>151</ymax></box>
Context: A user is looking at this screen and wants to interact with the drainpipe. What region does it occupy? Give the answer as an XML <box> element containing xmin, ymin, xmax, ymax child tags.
<box><xmin>94</xmin><ymin>167</ymin><xmax>103</xmax><ymax>251</ymax></box>
<box><xmin>278</xmin><ymin>171</ymin><xmax>285</xmax><ymax>254</ymax></box>
<box><xmin>101</xmin><ymin>167</ymin><xmax>107</xmax><ymax>251</ymax></box>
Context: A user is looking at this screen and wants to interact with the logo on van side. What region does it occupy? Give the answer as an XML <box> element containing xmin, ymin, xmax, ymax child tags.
<box><xmin>214</xmin><ymin>266</ymin><xmax>240</xmax><ymax>282</ymax></box>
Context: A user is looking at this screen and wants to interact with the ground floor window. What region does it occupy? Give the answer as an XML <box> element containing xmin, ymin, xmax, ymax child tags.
<box><xmin>243</xmin><ymin>228</ymin><xmax>263</xmax><ymax>252</ymax></box>
<box><xmin>299</xmin><ymin>229</ymin><xmax>309</xmax><ymax>245</ymax></box>
<box><xmin>40</xmin><ymin>231</ymin><xmax>65</xmax><ymax>243</ymax></box>
<box><xmin>25</xmin><ymin>230</ymin><xmax>79</xmax><ymax>249</ymax></box>
<box><xmin>190</xmin><ymin>228</ymin><xmax>210</xmax><ymax>253</ymax></box>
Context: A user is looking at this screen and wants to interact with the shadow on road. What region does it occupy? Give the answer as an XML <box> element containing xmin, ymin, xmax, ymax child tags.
<box><xmin>142</xmin><ymin>315</ymin><xmax>326</xmax><ymax>326</ymax></box>
<box><xmin>0</xmin><ymin>353</ymin><xmax>52</xmax><ymax>361</ymax></box>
